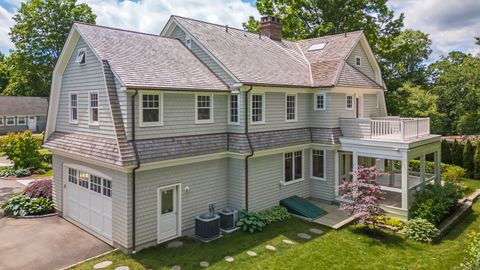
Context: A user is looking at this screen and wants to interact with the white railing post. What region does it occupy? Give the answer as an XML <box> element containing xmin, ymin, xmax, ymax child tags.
<box><xmin>401</xmin><ymin>121</ymin><xmax>405</xmax><ymax>140</ymax></box>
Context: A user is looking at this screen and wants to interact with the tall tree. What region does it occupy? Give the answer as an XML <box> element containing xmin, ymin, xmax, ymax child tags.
<box><xmin>451</xmin><ymin>140</ymin><xmax>464</xmax><ymax>167</ymax></box>
<box><xmin>474</xmin><ymin>141</ymin><xmax>480</xmax><ymax>179</ymax></box>
<box><xmin>441</xmin><ymin>139</ymin><xmax>452</xmax><ymax>164</ymax></box>
<box><xmin>476</xmin><ymin>37</ymin><xmax>480</xmax><ymax>46</ymax></box>
<box><xmin>3</xmin><ymin>0</ymin><xmax>96</xmax><ymax>96</ymax></box>
<box><xmin>463</xmin><ymin>140</ymin><xmax>475</xmax><ymax>178</ymax></box>
<box><xmin>0</xmin><ymin>52</ymin><xmax>9</xmax><ymax>93</ymax></box>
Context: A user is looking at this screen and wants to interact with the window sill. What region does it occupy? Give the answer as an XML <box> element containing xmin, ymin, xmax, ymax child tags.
<box><xmin>250</xmin><ymin>121</ymin><xmax>265</xmax><ymax>125</ymax></box>
<box><xmin>139</xmin><ymin>122</ymin><xmax>163</xmax><ymax>127</ymax></box>
<box><xmin>89</xmin><ymin>122</ymin><xmax>99</xmax><ymax>127</ymax></box>
<box><xmin>311</xmin><ymin>176</ymin><xmax>326</xmax><ymax>181</ymax></box>
<box><xmin>314</xmin><ymin>108</ymin><xmax>326</xmax><ymax>111</ymax></box>
<box><xmin>281</xmin><ymin>178</ymin><xmax>304</xmax><ymax>186</ymax></box>
<box><xmin>285</xmin><ymin>119</ymin><xmax>298</xmax><ymax>123</ymax></box>
<box><xmin>69</xmin><ymin>121</ymin><xmax>78</xmax><ymax>125</ymax></box>
<box><xmin>195</xmin><ymin>120</ymin><xmax>214</xmax><ymax>125</ymax></box>
<box><xmin>228</xmin><ymin>122</ymin><xmax>240</xmax><ymax>126</ymax></box>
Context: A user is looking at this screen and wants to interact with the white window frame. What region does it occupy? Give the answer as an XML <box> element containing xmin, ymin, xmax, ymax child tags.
<box><xmin>185</xmin><ymin>35</ymin><xmax>192</xmax><ymax>49</ymax></box>
<box><xmin>282</xmin><ymin>150</ymin><xmax>304</xmax><ymax>186</ymax></box>
<box><xmin>346</xmin><ymin>95</ymin><xmax>354</xmax><ymax>110</ymax></box>
<box><xmin>69</xmin><ymin>92</ymin><xmax>78</xmax><ymax>124</ymax></box>
<box><xmin>195</xmin><ymin>94</ymin><xmax>214</xmax><ymax>124</ymax></box>
<box><xmin>6</xmin><ymin>116</ymin><xmax>15</xmax><ymax>126</ymax></box>
<box><xmin>0</xmin><ymin>116</ymin><xmax>4</xmax><ymax>126</ymax></box>
<box><xmin>250</xmin><ymin>93</ymin><xmax>265</xmax><ymax>124</ymax></box>
<box><xmin>139</xmin><ymin>92</ymin><xmax>163</xmax><ymax>127</ymax></box>
<box><xmin>376</xmin><ymin>94</ymin><xmax>380</xmax><ymax>109</ymax></box>
<box><xmin>311</xmin><ymin>149</ymin><xmax>327</xmax><ymax>181</ymax></box>
<box><xmin>285</xmin><ymin>93</ymin><xmax>297</xmax><ymax>122</ymax></box>
<box><xmin>314</xmin><ymin>93</ymin><xmax>326</xmax><ymax>111</ymax></box>
<box><xmin>17</xmin><ymin>116</ymin><xmax>26</xmax><ymax>125</ymax></box>
<box><xmin>228</xmin><ymin>94</ymin><xmax>240</xmax><ymax>125</ymax></box>
<box><xmin>88</xmin><ymin>91</ymin><xmax>99</xmax><ymax>125</ymax></box>
<box><xmin>75</xmin><ymin>48</ymin><xmax>86</xmax><ymax>65</ymax></box>
<box><xmin>355</xmin><ymin>56</ymin><xmax>362</xmax><ymax>67</ymax></box>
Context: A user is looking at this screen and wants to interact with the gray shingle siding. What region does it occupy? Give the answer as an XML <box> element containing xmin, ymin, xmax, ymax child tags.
<box><xmin>311</xmin><ymin>93</ymin><xmax>355</xmax><ymax>128</ymax></box>
<box><xmin>363</xmin><ymin>93</ymin><xmax>382</xmax><ymax>117</ymax></box>
<box><xmin>310</xmin><ymin>149</ymin><xmax>336</xmax><ymax>201</ymax></box>
<box><xmin>346</xmin><ymin>43</ymin><xmax>376</xmax><ymax>81</ymax></box>
<box><xmin>227</xmin><ymin>158</ymin><xmax>245</xmax><ymax>210</ymax></box>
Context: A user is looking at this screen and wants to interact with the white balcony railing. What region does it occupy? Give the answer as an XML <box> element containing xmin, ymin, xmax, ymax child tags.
<box><xmin>370</xmin><ymin>117</ymin><xmax>430</xmax><ymax>140</ymax></box>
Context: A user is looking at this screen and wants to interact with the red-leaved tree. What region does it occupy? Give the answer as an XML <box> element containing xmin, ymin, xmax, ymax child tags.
<box><xmin>339</xmin><ymin>166</ymin><xmax>386</xmax><ymax>228</ymax></box>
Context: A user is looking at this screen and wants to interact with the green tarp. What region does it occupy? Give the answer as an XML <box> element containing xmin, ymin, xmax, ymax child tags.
<box><xmin>280</xmin><ymin>196</ymin><xmax>327</xmax><ymax>219</ymax></box>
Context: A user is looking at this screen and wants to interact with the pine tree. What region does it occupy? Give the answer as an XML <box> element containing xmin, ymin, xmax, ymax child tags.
<box><xmin>452</xmin><ymin>140</ymin><xmax>463</xmax><ymax>166</ymax></box>
<box><xmin>463</xmin><ymin>140</ymin><xmax>475</xmax><ymax>178</ymax></box>
<box><xmin>474</xmin><ymin>142</ymin><xmax>480</xmax><ymax>179</ymax></box>
<box><xmin>441</xmin><ymin>139</ymin><xmax>452</xmax><ymax>164</ymax></box>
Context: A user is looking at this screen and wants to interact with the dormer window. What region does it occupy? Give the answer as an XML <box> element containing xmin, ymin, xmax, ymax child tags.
<box><xmin>186</xmin><ymin>35</ymin><xmax>192</xmax><ymax>49</ymax></box>
<box><xmin>355</xmin><ymin>56</ymin><xmax>361</xmax><ymax>67</ymax></box>
<box><xmin>76</xmin><ymin>48</ymin><xmax>86</xmax><ymax>64</ymax></box>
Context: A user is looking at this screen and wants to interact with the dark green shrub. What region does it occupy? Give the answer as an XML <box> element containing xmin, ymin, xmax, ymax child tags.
<box><xmin>27</xmin><ymin>197</ymin><xmax>54</xmax><ymax>215</ymax></box>
<box><xmin>15</xmin><ymin>168</ymin><xmax>32</xmax><ymax>177</ymax></box>
<box><xmin>452</xmin><ymin>140</ymin><xmax>464</xmax><ymax>166</ymax></box>
<box><xmin>402</xmin><ymin>218</ymin><xmax>439</xmax><ymax>243</ymax></box>
<box><xmin>463</xmin><ymin>140</ymin><xmax>475</xmax><ymax>178</ymax></box>
<box><xmin>441</xmin><ymin>139</ymin><xmax>452</xmax><ymax>164</ymax></box>
<box><xmin>410</xmin><ymin>182</ymin><xmax>464</xmax><ymax>225</ymax></box>
<box><xmin>0</xmin><ymin>166</ymin><xmax>16</xmax><ymax>177</ymax></box>
<box><xmin>459</xmin><ymin>232</ymin><xmax>480</xmax><ymax>270</ymax></box>
<box><xmin>474</xmin><ymin>144</ymin><xmax>480</xmax><ymax>179</ymax></box>
<box><xmin>38</xmin><ymin>149</ymin><xmax>52</xmax><ymax>164</ymax></box>
<box><xmin>1</xmin><ymin>131</ymin><xmax>42</xmax><ymax>170</ymax></box>
<box><xmin>236</xmin><ymin>211</ymin><xmax>266</xmax><ymax>233</ymax></box>
<box><xmin>2</xmin><ymin>194</ymin><xmax>30</xmax><ymax>216</ymax></box>
<box><xmin>257</xmin><ymin>206</ymin><xmax>290</xmax><ymax>225</ymax></box>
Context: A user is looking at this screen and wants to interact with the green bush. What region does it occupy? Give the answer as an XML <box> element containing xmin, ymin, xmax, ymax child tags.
<box><xmin>1</xmin><ymin>131</ymin><xmax>42</xmax><ymax>170</ymax></box>
<box><xmin>27</xmin><ymin>197</ymin><xmax>54</xmax><ymax>215</ymax></box>
<box><xmin>452</xmin><ymin>140</ymin><xmax>464</xmax><ymax>166</ymax></box>
<box><xmin>15</xmin><ymin>168</ymin><xmax>32</xmax><ymax>177</ymax></box>
<box><xmin>410</xmin><ymin>182</ymin><xmax>464</xmax><ymax>225</ymax></box>
<box><xmin>38</xmin><ymin>149</ymin><xmax>52</xmax><ymax>164</ymax></box>
<box><xmin>459</xmin><ymin>232</ymin><xmax>480</xmax><ymax>270</ymax></box>
<box><xmin>474</xmin><ymin>144</ymin><xmax>480</xmax><ymax>179</ymax></box>
<box><xmin>0</xmin><ymin>166</ymin><xmax>17</xmax><ymax>177</ymax></box>
<box><xmin>463</xmin><ymin>140</ymin><xmax>475</xmax><ymax>178</ymax></box>
<box><xmin>443</xmin><ymin>165</ymin><xmax>466</xmax><ymax>183</ymax></box>
<box><xmin>236</xmin><ymin>211</ymin><xmax>266</xmax><ymax>233</ymax></box>
<box><xmin>2</xmin><ymin>194</ymin><xmax>54</xmax><ymax>216</ymax></box>
<box><xmin>402</xmin><ymin>218</ymin><xmax>439</xmax><ymax>243</ymax></box>
<box><xmin>377</xmin><ymin>215</ymin><xmax>404</xmax><ymax>229</ymax></box>
<box><xmin>441</xmin><ymin>139</ymin><xmax>452</xmax><ymax>164</ymax></box>
<box><xmin>257</xmin><ymin>206</ymin><xmax>290</xmax><ymax>225</ymax></box>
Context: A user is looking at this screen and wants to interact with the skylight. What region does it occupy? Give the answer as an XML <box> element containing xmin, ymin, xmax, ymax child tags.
<box><xmin>307</xmin><ymin>43</ymin><xmax>327</xmax><ymax>51</ymax></box>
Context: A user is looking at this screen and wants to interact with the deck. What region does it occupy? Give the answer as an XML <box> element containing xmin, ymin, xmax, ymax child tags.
<box><xmin>307</xmin><ymin>200</ymin><xmax>355</xmax><ymax>229</ymax></box>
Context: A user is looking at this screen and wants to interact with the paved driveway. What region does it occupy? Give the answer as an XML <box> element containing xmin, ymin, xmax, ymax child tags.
<box><xmin>0</xmin><ymin>181</ymin><xmax>113</xmax><ymax>270</ymax></box>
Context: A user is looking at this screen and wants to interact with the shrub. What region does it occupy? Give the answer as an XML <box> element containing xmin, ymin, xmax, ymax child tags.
<box><xmin>2</xmin><ymin>194</ymin><xmax>54</xmax><ymax>216</ymax></box>
<box><xmin>443</xmin><ymin>165</ymin><xmax>466</xmax><ymax>183</ymax></box>
<box><xmin>15</xmin><ymin>168</ymin><xmax>32</xmax><ymax>177</ymax></box>
<box><xmin>26</xmin><ymin>197</ymin><xmax>54</xmax><ymax>215</ymax></box>
<box><xmin>474</xmin><ymin>144</ymin><xmax>480</xmax><ymax>179</ymax></box>
<box><xmin>1</xmin><ymin>131</ymin><xmax>42</xmax><ymax>170</ymax></box>
<box><xmin>410</xmin><ymin>182</ymin><xmax>464</xmax><ymax>225</ymax></box>
<box><xmin>402</xmin><ymin>218</ymin><xmax>439</xmax><ymax>243</ymax></box>
<box><xmin>0</xmin><ymin>166</ymin><xmax>17</xmax><ymax>177</ymax></box>
<box><xmin>463</xmin><ymin>140</ymin><xmax>475</xmax><ymax>178</ymax></box>
<box><xmin>377</xmin><ymin>216</ymin><xmax>404</xmax><ymax>229</ymax></box>
<box><xmin>257</xmin><ymin>206</ymin><xmax>290</xmax><ymax>225</ymax></box>
<box><xmin>38</xmin><ymin>149</ymin><xmax>52</xmax><ymax>164</ymax></box>
<box><xmin>459</xmin><ymin>232</ymin><xmax>480</xmax><ymax>270</ymax></box>
<box><xmin>236</xmin><ymin>211</ymin><xmax>266</xmax><ymax>233</ymax></box>
<box><xmin>23</xmin><ymin>179</ymin><xmax>52</xmax><ymax>199</ymax></box>
<box><xmin>441</xmin><ymin>139</ymin><xmax>452</xmax><ymax>164</ymax></box>
<box><xmin>452</xmin><ymin>140</ymin><xmax>464</xmax><ymax>166</ymax></box>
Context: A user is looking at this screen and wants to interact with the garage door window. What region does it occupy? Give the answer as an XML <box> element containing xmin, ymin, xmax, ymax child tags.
<box><xmin>79</xmin><ymin>172</ymin><xmax>89</xmax><ymax>189</ymax></box>
<box><xmin>90</xmin><ymin>175</ymin><xmax>102</xmax><ymax>193</ymax></box>
<box><xmin>68</xmin><ymin>168</ymin><xmax>77</xmax><ymax>184</ymax></box>
<box><xmin>103</xmin><ymin>179</ymin><xmax>112</xmax><ymax>197</ymax></box>
<box><xmin>69</xmin><ymin>168</ymin><xmax>111</xmax><ymax>198</ymax></box>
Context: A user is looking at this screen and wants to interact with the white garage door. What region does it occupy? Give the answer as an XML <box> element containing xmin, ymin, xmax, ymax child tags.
<box><xmin>65</xmin><ymin>167</ymin><xmax>112</xmax><ymax>241</ymax></box>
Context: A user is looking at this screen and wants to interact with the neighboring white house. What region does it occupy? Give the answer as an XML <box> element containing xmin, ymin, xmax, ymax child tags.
<box><xmin>0</xmin><ymin>96</ymin><xmax>48</xmax><ymax>135</ymax></box>
<box><xmin>43</xmin><ymin>16</ymin><xmax>441</xmax><ymax>253</ymax></box>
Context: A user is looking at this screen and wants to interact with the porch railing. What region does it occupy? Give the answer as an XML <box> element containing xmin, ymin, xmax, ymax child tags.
<box><xmin>370</xmin><ymin>117</ymin><xmax>430</xmax><ymax>140</ymax></box>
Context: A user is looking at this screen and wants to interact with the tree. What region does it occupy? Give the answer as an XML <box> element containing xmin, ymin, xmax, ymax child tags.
<box><xmin>452</xmin><ymin>140</ymin><xmax>464</xmax><ymax>167</ymax></box>
<box><xmin>476</xmin><ymin>37</ymin><xmax>480</xmax><ymax>46</ymax></box>
<box><xmin>3</xmin><ymin>0</ymin><xmax>96</xmax><ymax>96</ymax></box>
<box><xmin>339</xmin><ymin>166</ymin><xmax>385</xmax><ymax>228</ymax></box>
<box><xmin>1</xmin><ymin>131</ymin><xmax>42</xmax><ymax>170</ymax></box>
<box><xmin>474</xmin><ymin>142</ymin><xmax>480</xmax><ymax>179</ymax></box>
<box><xmin>463</xmin><ymin>140</ymin><xmax>475</xmax><ymax>178</ymax></box>
<box><xmin>0</xmin><ymin>52</ymin><xmax>9</xmax><ymax>94</ymax></box>
<box><xmin>242</xmin><ymin>16</ymin><xmax>260</xmax><ymax>33</ymax></box>
<box><xmin>441</xmin><ymin>139</ymin><xmax>452</xmax><ymax>164</ymax></box>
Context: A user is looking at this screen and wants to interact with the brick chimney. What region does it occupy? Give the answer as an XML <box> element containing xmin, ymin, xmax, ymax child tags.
<box><xmin>260</xmin><ymin>16</ymin><xmax>282</xmax><ymax>41</ymax></box>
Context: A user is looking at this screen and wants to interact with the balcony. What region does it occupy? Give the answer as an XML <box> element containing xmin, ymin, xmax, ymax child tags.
<box><xmin>340</xmin><ymin>116</ymin><xmax>431</xmax><ymax>142</ymax></box>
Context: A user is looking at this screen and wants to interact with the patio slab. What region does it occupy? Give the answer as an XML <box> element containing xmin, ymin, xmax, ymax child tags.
<box><xmin>309</xmin><ymin>200</ymin><xmax>355</xmax><ymax>229</ymax></box>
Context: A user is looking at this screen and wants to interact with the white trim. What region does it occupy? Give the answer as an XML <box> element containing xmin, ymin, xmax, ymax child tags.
<box><xmin>6</xmin><ymin>116</ymin><xmax>15</xmax><ymax>126</ymax></box>
<box><xmin>310</xmin><ymin>148</ymin><xmax>326</xmax><ymax>181</ymax></box>
<box><xmin>185</xmin><ymin>34</ymin><xmax>192</xmax><ymax>49</ymax></box>
<box><xmin>250</xmin><ymin>92</ymin><xmax>265</xmax><ymax>124</ymax></box>
<box><xmin>355</xmin><ymin>56</ymin><xmax>362</xmax><ymax>67</ymax></box>
<box><xmin>17</xmin><ymin>115</ymin><xmax>26</xmax><ymax>125</ymax></box>
<box><xmin>0</xmin><ymin>116</ymin><xmax>4</xmax><ymax>126</ymax></box>
<box><xmin>51</xmin><ymin>150</ymin><xmax>133</xmax><ymax>172</ymax></box>
<box><xmin>195</xmin><ymin>93</ymin><xmax>214</xmax><ymax>124</ymax></box>
<box><xmin>75</xmin><ymin>48</ymin><xmax>86</xmax><ymax>65</ymax></box>
<box><xmin>157</xmin><ymin>183</ymin><xmax>182</xmax><ymax>244</ymax></box>
<box><xmin>282</xmin><ymin>149</ymin><xmax>304</xmax><ymax>186</ymax></box>
<box><xmin>314</xmin><ymin>93</ymin><xmax>326</xmax><ymax>111</ymax></box>
<box><xmin>63</xmin><ymin>163</ymin><xmax>113</xmax><ymax>180</ymax></box>
<box><xmin>346</xmin><ymin>94</ymin><xmax>354</xmax><ymax>110</ymax></box>
<box><xmin>69</xmin><ymin>92</ymin><xmax>79</xmax><ymax>124</ymax></box>
<box><xmin>285</xmin><ymin>93</ymin><xmax>297</xmax><ymax>122</ymax></box>
<box><xmin>88</xmin><ymin>91</ymin><xmax>99</xmax><ymax>125</ymax></box>
<box><xmin>227</xmin><ymin>93</ymin><xmax>240</xmax><ymax>125</ymax></box>
<box><xmin>139</xmin><ymin>92</ymin><xmax>164</xmax><ymax>127</ymax></box>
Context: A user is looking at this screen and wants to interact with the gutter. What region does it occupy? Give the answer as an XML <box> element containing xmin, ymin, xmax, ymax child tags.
<box><xmin>131</xmin><ymin>90</ymin><xmax>140</xmax><ymax>253</ymax></box>
<box><xmin>244</xmin><ymin>85</ymin><xmax>254</xmax><ymax>211</ymax></box>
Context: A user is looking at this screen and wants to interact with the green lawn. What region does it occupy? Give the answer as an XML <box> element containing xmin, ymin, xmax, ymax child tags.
<box><xmin>71</xmin><ymin>180</ymin><xmax>480</xmax><ymax>270</ymax></box>
<box><xmin>461</xmin><ymin>178</ymin><xmax>480</xmax><ymax>195</ymax></box>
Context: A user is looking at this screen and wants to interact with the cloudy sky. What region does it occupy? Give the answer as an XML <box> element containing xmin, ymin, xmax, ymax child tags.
<box><xmin>0</xmin><ymin>0</ymin><xmax>479</xmax><ymax>62</ymax></box>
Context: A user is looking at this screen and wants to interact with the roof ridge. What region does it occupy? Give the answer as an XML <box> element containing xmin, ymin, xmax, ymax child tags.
<box><xmin>295</xmin><ymin>30</ymin><xmax>364</xmax><ymax>43</ymax></box>
<box><xmin>172</xmin><ymin>15</ymin><xmax>249</xmax><ymax>33</ymax></box>
<box><xmin>74</xmin><ymin>21</ymin><xmax>163</xmax><ymax>38</ymax></box>
<box><xmin>295</xmin><ymin>43</ymin><xmax>313</xmax><ymax>86</ymax></box>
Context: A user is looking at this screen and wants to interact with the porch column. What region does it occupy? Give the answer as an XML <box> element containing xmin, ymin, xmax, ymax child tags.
<box><xmin>434</xmin><ymin>145</ymin><xmax>441</xmax><ymax>185</ymax></box>
<box><xmin>352</xmin><ymin>152</ymin><xmax>359</xmax><ymax>181</ymax></box>
<box><xmin>420</xmin><ymin>154</ymin><xmax>426</xmax><ymax>188</ymax></box>
<box><xmin>334</xmin><ymin>151</ymin><xmax>339</xmax><ymax>197</ymax></box>
<box><xmin>388</xmin><ymin>160</ymin><xmax>395</xmax><ymax>187</ymax></box>
<box><xmin>401</xmin><ymin>154</ymin><xmax>409</xmax><ymax>210</ymax></box>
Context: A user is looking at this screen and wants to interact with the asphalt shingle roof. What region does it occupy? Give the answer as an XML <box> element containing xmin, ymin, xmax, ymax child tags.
<box><xmin>0</xmin><ymin>96</ymin><xmax>48</xmax><ymax>116</ymax></box>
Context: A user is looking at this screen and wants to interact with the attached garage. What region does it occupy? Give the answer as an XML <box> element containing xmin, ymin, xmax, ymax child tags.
<box><xmin>63</xmin><ymin>165</ymin><xmax>113</xmax><ymax>243</ymax></box>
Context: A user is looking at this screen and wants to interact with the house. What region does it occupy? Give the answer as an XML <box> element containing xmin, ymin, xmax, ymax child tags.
<box><xmin>43</xmin><ymin>15</ymin><xmax>442</xmax><ymax>253</ymax></box>
<box><xmin>0</xmin><ymin>96</ymin><xmax>48</xmax><ymax>135</ymax></box>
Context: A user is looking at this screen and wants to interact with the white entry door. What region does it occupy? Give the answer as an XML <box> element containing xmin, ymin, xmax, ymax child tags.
<box><xmin>27</xmin><ymin>116</ymin><xmax>36</xmax><ymax>131</ymax></box>
<box><xmin>157</xmin><ymin>186</ymin><xmax>180</xmax><ymax>243</ymax></box>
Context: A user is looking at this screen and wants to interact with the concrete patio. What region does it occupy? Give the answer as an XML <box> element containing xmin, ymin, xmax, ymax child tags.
<box><xmin>308</xmin><ymin>200</ymin><xmax>355</xmax><ymax>229</ymax></box>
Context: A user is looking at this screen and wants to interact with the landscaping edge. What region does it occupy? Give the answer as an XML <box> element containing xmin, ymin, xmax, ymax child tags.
<box><xmin>59</xmin><ymin>248</ymin><xmax>118</xmax><ymax>270</ymax></box>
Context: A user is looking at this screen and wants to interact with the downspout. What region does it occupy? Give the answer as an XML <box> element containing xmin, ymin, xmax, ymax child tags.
<box><xmin>244</xmin><ymin>85</ymin><xmax>254</xmax><ymax>211</ymax></box>
<box><xmin>131</xmin><ymin>90</ymin><xmax>140</xmax><ymax>253</ymax></box>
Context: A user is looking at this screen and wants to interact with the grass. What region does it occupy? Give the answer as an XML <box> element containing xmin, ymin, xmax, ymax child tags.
<box><xmin>71</xmin><ymin>191</ymin><xmax>480</xmax><ymax>270</ymax></box>
<box><xmin>461</xmin><ymin>177</ymin><xmax>480</xmax><ymax>195</ymax></box>
<box><xmin>33</xmin><ymin>168</ymin><xmax>52</xmax><ymax>178</ymax></box>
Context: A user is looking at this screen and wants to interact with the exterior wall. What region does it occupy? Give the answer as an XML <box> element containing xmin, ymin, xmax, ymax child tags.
<box><xmin>363</xmin><ymin>93</ymin><xmax>382</xmax><ymax>117</ymax></box>
<box><xmin>135</xmin><ymin>158</ymin><xmax>228</xmax><ymax>247</ymax></box>
<box><xmin>0</xmin><ymin>115</ymin><xmax>47</xmax><ymax>135</ymax></box>
<box><xmin>346</xmin><ymin>43</ymin><xmax>375</xmax><ymax>81</ymax></box>
<box><xmin>227</xmin><ymin>157</ymin><xmax>245</xmax><ymax>210</ymax></box>
<box><xmin>311</xmin><ymin>93</ymin><xmax>355</xmax><ymax>128</ymax></box>
<box><xmin>310</xmin><ymin>149</ymin><xmax>337</xmax><ymax>201</ymax></box>
<box><xmin>51</xmin><ymin>154</ymin><xmax>131</xmax><ymax>249</ymax></box>
<box><xmin>248</xmin><ymin>151</ymin><xmax>311</xmax><ymax>212</ymax></box>
<box><xmin>340</xmin><ymin>118</ymin><xmax>371</xmax><ymax>139</ymax></box>
<box><xmin>55</xmin><ymin>37</ymin><xmax>115</xmax><ymax>138</ymax></box>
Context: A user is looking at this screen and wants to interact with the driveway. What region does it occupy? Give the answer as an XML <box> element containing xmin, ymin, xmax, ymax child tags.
<box><xmin>0</xmin><ymin>181</ymin><xmax>113</xmax><ymax>270</ymax></box>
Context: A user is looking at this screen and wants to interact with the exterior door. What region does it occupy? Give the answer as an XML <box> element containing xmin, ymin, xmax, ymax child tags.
<box><xmin>339</xmin><ymin>152</ymin><xmax>353</xmax><ymax>183</ymax></box>
<box><xmin>28</xmin><ymin>116</ymin><xmax>36</xmax><ymax>131</ymax></box>
<box><xmin>157</xmin><ymin>186</ymin><xmax>179</xmax><ymax>242</ymax></box>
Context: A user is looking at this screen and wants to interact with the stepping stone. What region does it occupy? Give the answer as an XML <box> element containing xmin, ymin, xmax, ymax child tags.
<box><xmin>93</xmin><ymin>261</ymin><xmax>112</xmax><ymax>269</ymax></box>
<box><xmin>224</xmin><ymin>256</ymin><xmax>234</xmax><ymax>262</ymax></box>
<box><xmin>282</xmin><ymin>239</ymin><xmax>295</xmax><ymax>245</ymax></box>
<box><xmin>246</xmin><ymin>250</ymin><xmax>257</xmax><ymax>257</ymax></box>
<box><xmin>167</xmin><ymin>241</ymin><xmax>183</xmax><ymax>248</ymax></box>
<box><xmin>199</xmin><ymin>261</ymin><xmax>209</xmax><ymax>268</ymax></box>
<box><xmin>297</xmin><ymin>233</ymin><xmax>312</xmax><ymax>239</ymax></box>
<box><xmin>309</xmin><ymin>228</ymin><xmax>324</xmax><ymax>235</ymax></box>
<box><xmin>265</xmin><ymin>245</ymin><xmax>276</xmax><ymax>251</ymax></box>
<box><xmin>171</xmin><ymin>265</ymin><xmax>181</xmax><ymax>270</ymax></box>
<box><xmin>114</xmin><ymin>267</ymin><xmax>129</xmax><ymax>270</ymax></box>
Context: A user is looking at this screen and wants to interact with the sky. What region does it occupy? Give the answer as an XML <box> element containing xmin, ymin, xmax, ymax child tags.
<box><xmin>0</xmin><ymin>0</ymin><xmax>479</xmax><ymax>63</ymax></box>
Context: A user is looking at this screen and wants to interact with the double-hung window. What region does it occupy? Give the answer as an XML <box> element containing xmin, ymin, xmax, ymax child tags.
<box><xmin>315</xmin><ymin>93</ymin><xmax>326</xmax><ymax>110</ymax></box>
<box><xmin>284</xmin><ymin>150</ymin><xmax>303</xmax><ymax>184</ymax></box>
<box><xmin>195</xmin><ymin>94</ymin><xmax>213</xmax><ymax>124</ymax></box>
<box><xmin>17</xmin><ymin>116</ymin><xmax>26</xmax><ymax>125</ymax></box>
<box><xmin>346</xmin><ymin>95</ymin><xmax>353</xmax><ymax>110</ymax></box>
<box><xmin>89</xmin><ymin>91</ymin><xmax>99</xmax><ymax>124</ymax></box>
<box><xmin>70</xmin><ymin>92</ymin><xmax>78</xmax><ymax>123</ymax></box>
<box><xmin>311</xmin><ymin>149</ymin><xmax>326</xmax><ymax>180</ymax></box>
<box><xmin>140</xmin><ymin>93</ymin><xmax>162</xmax><ymax>126</ymax></box>
<box><xmin>251</xmin><ymin>93</ymin><xmax>265</xmax><ymax>123</ymax></box>
<box><xmin>355</xmin><ymin>56</ymin><xmax>361</xmax><ymax>67</ymax></box>
<box><xmin>286</xmin><ymin>94</ymin><xmax>297</xmax><ymax>121</ymax></box>
<box><xmin>6</xmin><ymin>116</ymin><xmax>15</xmax><ymax>126</ymax></box>
<box><xmin>75</xmin><ymin>48</ymin><xmax>86</xmax><ymax>65</ymax></box>
<box><xmin>229</xmin><ymin>94</ymin><xmax>239</xmax><ymax>124</ymax></box>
